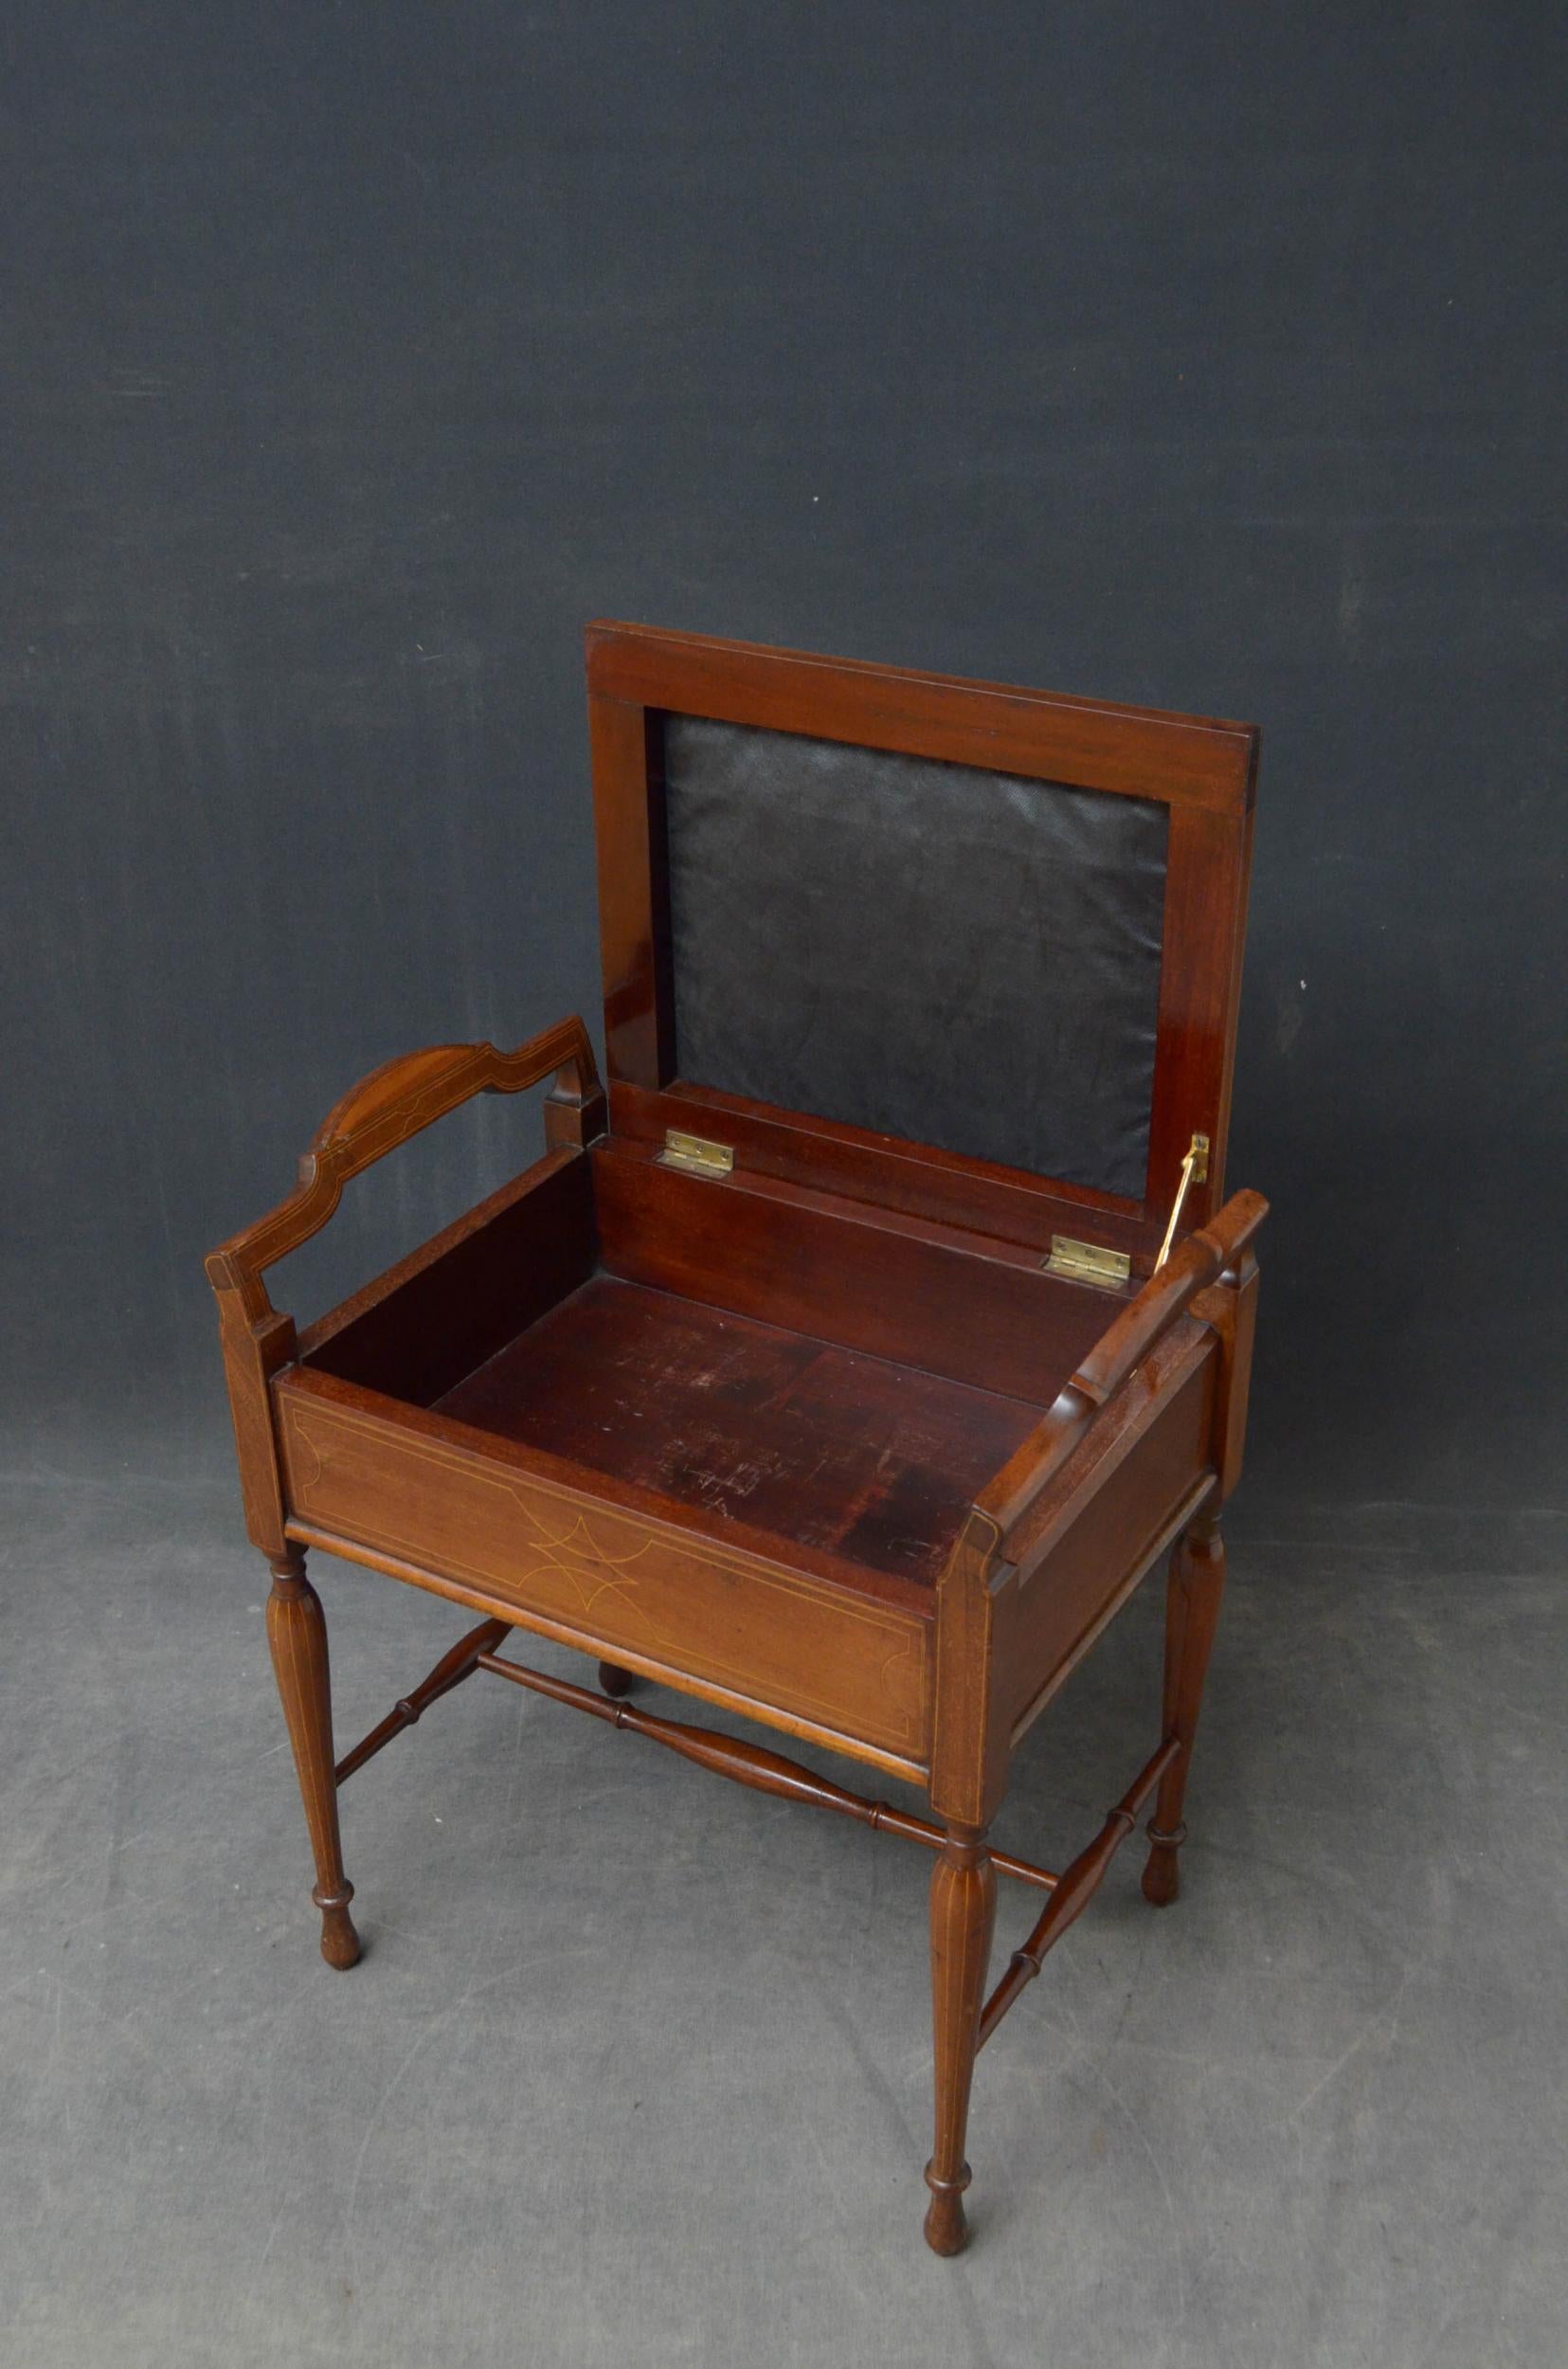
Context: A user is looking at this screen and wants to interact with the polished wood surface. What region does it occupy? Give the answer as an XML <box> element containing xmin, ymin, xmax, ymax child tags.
<box><xmin>977</xmin><ymin>1187</ymin><xmax>1266</xmax><ymax>1541</ymax></box>
<box><xmin>208</xmin><ymin>1021</ymin><xmax>604</xmax><ymax>1328</ymax></box>
<box><xmin>206</xmin><ymin>1015</ymin><xmax>605</xmax><ymax>1556</ymax></box>
<box><xmin>207</xmin><ymin>623</ymin><xmax>1267</xmax><ymax>2257</ymax></box>
<box><xmin>923</xmin><ymin>1829</ymin><xmax>997</xmax><ymax>2255</ymax></box>
<box><xmin>1000</xmin><ymin>1347</ymin><xmax>1217</xmax><ymax>1739</ymax></box>
<box><xmin>334</xmin><ymin>1615</ymin><xmax>512</xmax><ymax>1787</ymax></box>
<box><xmin>274</xmin><ymin>1362</ymin><xmax>934</xmax><ymax>1767</ymax></box>
<box><xmin>1143</xmin><ymin>1510</ymin><xmax>1229</xmax><ymax>1907</ymax></box>
<box><xmin>433</xmin><ymin>1274</ymin><xmax>1047</xmax><ymax>1586</ymax></box>
<box><xmin>265</xmin><ymin>1550</ymin><xmax>358</xmax><ymax>1969</ymax></box>
<box><xmin>592</xmin><ymin>1136</ymin><xmax>1113</xmax><ymax>1402</ymax></box>
<box><xmin>585</xmin><ymin>619</ymin><xmax>1254</xmax><ymax>807</ymax></box>
<box><xmin>609</xmin><ymin>1071</ymin><xmax>1152</xmax><ymax>1262</ymax></box>
<box><xmin>475</xmin><ymin>1643</ymin><xmax>1058</xmax><ymax>1886</ymax></box>
<box><xmin>303</xmin><ymin>1152</ymin><xmax>597</xmax><ymax>1407</ymax></box>
<box><xmin>978</xmin><ymin>1737</ymin><xmax>1178</xmax><ymax>2047</ymax></box>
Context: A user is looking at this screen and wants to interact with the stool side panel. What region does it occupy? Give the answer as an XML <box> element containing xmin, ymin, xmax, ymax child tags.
<box><xmin>1000</xmin><ymin>1350</ymin><xmax>1217</xmax><ymax>1737</ymax></box>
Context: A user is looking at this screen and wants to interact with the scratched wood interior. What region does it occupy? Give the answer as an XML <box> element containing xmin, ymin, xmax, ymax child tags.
<box><xmin>432</xmin><ymin>1274</ymin><xmax>1047</xmax><ymax>1585</ymax></box>
<box><xmin>297</xmin><ymin>1140</ymin><xmax>1116</xmax><ymax>1584</ymax></box>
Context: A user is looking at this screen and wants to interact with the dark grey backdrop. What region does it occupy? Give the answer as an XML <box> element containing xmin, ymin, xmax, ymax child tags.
<box><xmin>5</xmin><ymin>5</ymin><xmax>1563</xmax><ymax>1509</ymax></box>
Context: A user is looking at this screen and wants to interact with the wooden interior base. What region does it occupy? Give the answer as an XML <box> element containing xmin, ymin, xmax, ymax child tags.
<box><xmin>295</xmin><ymin>1140</ymin><xmax>1110</xmax><ymax>1601</ymax></box>
<box><xmin>433</xmin><ymin>1275</ymin><xmax>1046</xmax><ymax>1586</ymax></box>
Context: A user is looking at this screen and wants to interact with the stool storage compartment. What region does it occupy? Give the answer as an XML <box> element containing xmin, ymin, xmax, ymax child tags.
<box><xmin>207</xmin><ymin>623</ymin><xmax>1267</xmax><ymax>2255</ymax></box>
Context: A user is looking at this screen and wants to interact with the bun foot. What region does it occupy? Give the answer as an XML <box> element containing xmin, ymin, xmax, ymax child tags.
<box><xmin>922</xmin><ymin>2166</ymin><xmax>971</xmax><ymax>2256</ymax></box>
<box><xmin>598</xmin><ymin>1661</ymin><xmax>635</xmax><ymax>1699</ymax></box>
<box><xmin>1142</xmin><ymin>1822</ymin><xmax>1185</xmax><ymax>1908</ymax></box>
<box><xmin>315</xmin><ymin>1883</ymin><xmax>361</xmax><ymax>1969</ymax></box>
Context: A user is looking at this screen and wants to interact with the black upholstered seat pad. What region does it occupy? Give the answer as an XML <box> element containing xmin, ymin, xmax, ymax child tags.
<box><xmin>662</xmin><ymin>715</ymin><xmax>1168</xmax><ymax>1202</ymax></box>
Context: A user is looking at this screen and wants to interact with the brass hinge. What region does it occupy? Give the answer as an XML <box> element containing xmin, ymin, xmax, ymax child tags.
<box><xmin>1044</xmin><ymin>1236</ymin><xmax>1132</xmax><ymax>1291</ymax></box>
<box><xmin>657</xmin><ymin>1129</ymin><xmax>734</xmax><ymax>1180</ymax></box>
<box><xmin>1155</xmin><ymin>1132</ymin><xmax>1211</xmax><ymax>1270</ymax></box>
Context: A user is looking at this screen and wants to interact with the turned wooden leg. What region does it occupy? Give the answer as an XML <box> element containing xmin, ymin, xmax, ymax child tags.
<box><xmin>266</xmin><ymin>1549</ymin><xmax>360</xmax><ymax>1969</ymax></box>
<box><xmin>923</xmin><ymin>1826</ymin><xmax>996</xmax><ymax>2255</ymax></box>
<box><xmin>1143</xmin><ymin>1510</ymin><xmax>1227</xmax><ymax>1908</ymax></box>
<box><xmin>598</xmin><ymin>1661</ymin><xmax>635</xmax><ymax>1699</ymax></box>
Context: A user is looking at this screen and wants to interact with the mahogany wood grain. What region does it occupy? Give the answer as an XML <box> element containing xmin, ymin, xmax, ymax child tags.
<box><xmin>207</xmin><ymin>1019</ymin><xmax>604</xmax><ymax>1557</ymax></box>
<box><xmin>923</xmin><ymin>1828</ymin><xmax>997</xmax><ymax>2256</ymax></box>
<box><xmin>273</xmin><ymin>1364</ymin><xmax>933</xmax><ymax>1764</ymax></box>
<box><xmin>608</xmin><ymin>1074</ymin><xmax>1149</xmax><ymax>1263</ymax></box>
<box><xmin>592</xmin><ymin>1141</ymin><xmax>1111</xmax><ymax>1404</ymax></box>
<box><xmin>978</xmin><ymin>1737</ymin><xmax>1178</xmax><ymax>2047</ymax></box>
<box><xmin>976</xmin><ymin>1187</ymin><xmax>1267</xmax><ymax>1545</ymax></box>
<box><xmin>265</xmin><ymin>1551</ymin><xmax>359</xmax><ymax>1968</ymax></box>
<box><xmin>1000</xmin><ymin>1350</ymin><xmax>1217</xmax><ymax>1744</ymax></box>
<box><xmin>1191</xmin><ymin>1246</ymin><xmax>1260</xmax><ymax>1499</ymax></box>
<box><xmin>302</xmin><ymin>1152</ymin><xmax>597</xmax><ymax>1407</ymax></box>
<box><xmin>207</xmin><ymin>1021</ymin><xmax>603</xmax><ymax>1327</ymax></box>
<box><xmin>1143</xmin><ymin>1510</ymin><xmax>1228</xmax><ymax>1907</ymax></box>
<box><xmin>914</xmin><ymin>1208</ymin><xmax>1261</xmax><ymax>2253</ymax></box>
<box><xmin>927</xmin><ymin>1510</ymin><xmax>1013</xmax><ymax>1831</ymax></box>
<box><xmin>586</xmin><ymin>622</ymin><xmax>1255</xmax><ymax>809</ymax></box>
<box><xmin>599</xmin><ymin>1114</ymin><xmax>1130</xmax><ymax>1273</ymax></box>
<box><xmin>433</xmin><ymin>1275</ymin><xmax>1046</xmax><ymax>1587</ymax></box>
<box><xmin>476</xmin><ymin>1645</ymin><xmax>1055</xmax><ymax>1888</ymax></box>
<box><xmin>588</xmin><ymin>694</ymin><xmax>672</xmax><ymax>1085</ymax></box>
<box><xmin>282</xmin><ymin>1346</ymin><xmax>932</xmax><ymax>1611</ymax></box>
<box><xmin>1144</xmin><ymin>799</ymin><xmax>1255</xmax><ymax>1227</ymax></box>
<box><xmin>286</xmin><ymin>1514</ymin><xmax>930</xmax><ymax>1786</ymax></box>
<box><xmin>214</xmin><ymin>1303</ymin><xmax>298</xmax><ymax>1556</ymax></box>
<box><xmin>297</xmin><ymin>1148</ymin><xmax>587</xmax><ymax>1364</ymax></box>
<box><xmin>334</xmin><ymin>1615</ymin><xmax>513</xmax><ymax>1786</ymax></box>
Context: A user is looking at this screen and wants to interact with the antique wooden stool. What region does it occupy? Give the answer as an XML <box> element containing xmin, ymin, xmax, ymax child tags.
<box><xmin>208</xmin><ymin>624</ymin><xmax>1264</xmax><ymax>2253</ymax></box>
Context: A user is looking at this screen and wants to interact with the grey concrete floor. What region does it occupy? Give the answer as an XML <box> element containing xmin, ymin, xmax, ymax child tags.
<box><xmin>4</xmin><ymin>1440</ymin><xmax>1565</xmax><ymax>2368</ymax></box>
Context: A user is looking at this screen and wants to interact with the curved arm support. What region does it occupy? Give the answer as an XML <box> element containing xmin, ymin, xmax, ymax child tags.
<box><xmin>206</xmin><ymin>1017</ymin><xmax>604</xmax><ymax>1325</ymax></box>
<box><xmin>976</xmin><ymin>1186</ymin><xmax>1268</xmax><ymax>1548</ymax></box>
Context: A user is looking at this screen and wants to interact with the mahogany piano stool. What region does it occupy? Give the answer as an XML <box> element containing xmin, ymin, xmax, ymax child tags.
<box><xmin>207</xmin><ymin>623</ymin><xmax>1266</xmax><ymax>2255</ymax></box>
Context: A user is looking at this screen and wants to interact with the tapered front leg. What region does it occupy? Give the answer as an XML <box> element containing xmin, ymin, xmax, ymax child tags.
<box><xmin>1143</xmin><ymin>1510</ymin><xmax>1227</xmax><ymax>1908</ymax></box>
<box><xmin>266</xmin><ymin>1550</ymin><xmax>360</xmax><ymax>1968</ymax></box>
<box><xmin>923</xmin><ymin>1826</ymin><xmax>996</xmax><ymax>2255</ymax></box>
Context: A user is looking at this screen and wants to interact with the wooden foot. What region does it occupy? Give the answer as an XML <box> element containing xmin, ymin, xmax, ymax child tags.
<box><xmin>598</xmin><ymin>1661</ymin><xmax>635</xmax><ymax>1699</ymax></box>
<box><xmin>923</xmin><ymin>1826</ymin><xmax>996</xmax><ymax>2255</ymax></box>
<box><xmin>1141</xmin><ymin>1820</ymin><xmax>1186</xmax><ymax>1908</ymax></box>
<box><xmin>266</xmin><ymin>1550</ymin><xmax>361</xmax><ymax>1969</ymax></box>
<box><xmin>1142</xmin><ymin>1511</ymin><xmax>1227</xmax><ymax>1909</ymax></box>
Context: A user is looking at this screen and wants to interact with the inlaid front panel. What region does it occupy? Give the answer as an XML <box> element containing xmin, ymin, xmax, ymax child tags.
<box><xmin>275</xmin><ymin>1379</ymin><xmax>929</xmax><ymax>1764</ymax></box>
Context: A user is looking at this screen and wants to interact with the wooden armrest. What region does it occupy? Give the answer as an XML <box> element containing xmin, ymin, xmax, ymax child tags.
<box><xmin>205</xmin><ymin>1017</ymin><xmax>604</xmax><ymax>1323</ymax></box>
<box><xmin>975</xmin><ymin>1187</ymin><xmax>1269</xmax><ymax>1546</ymax></box>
